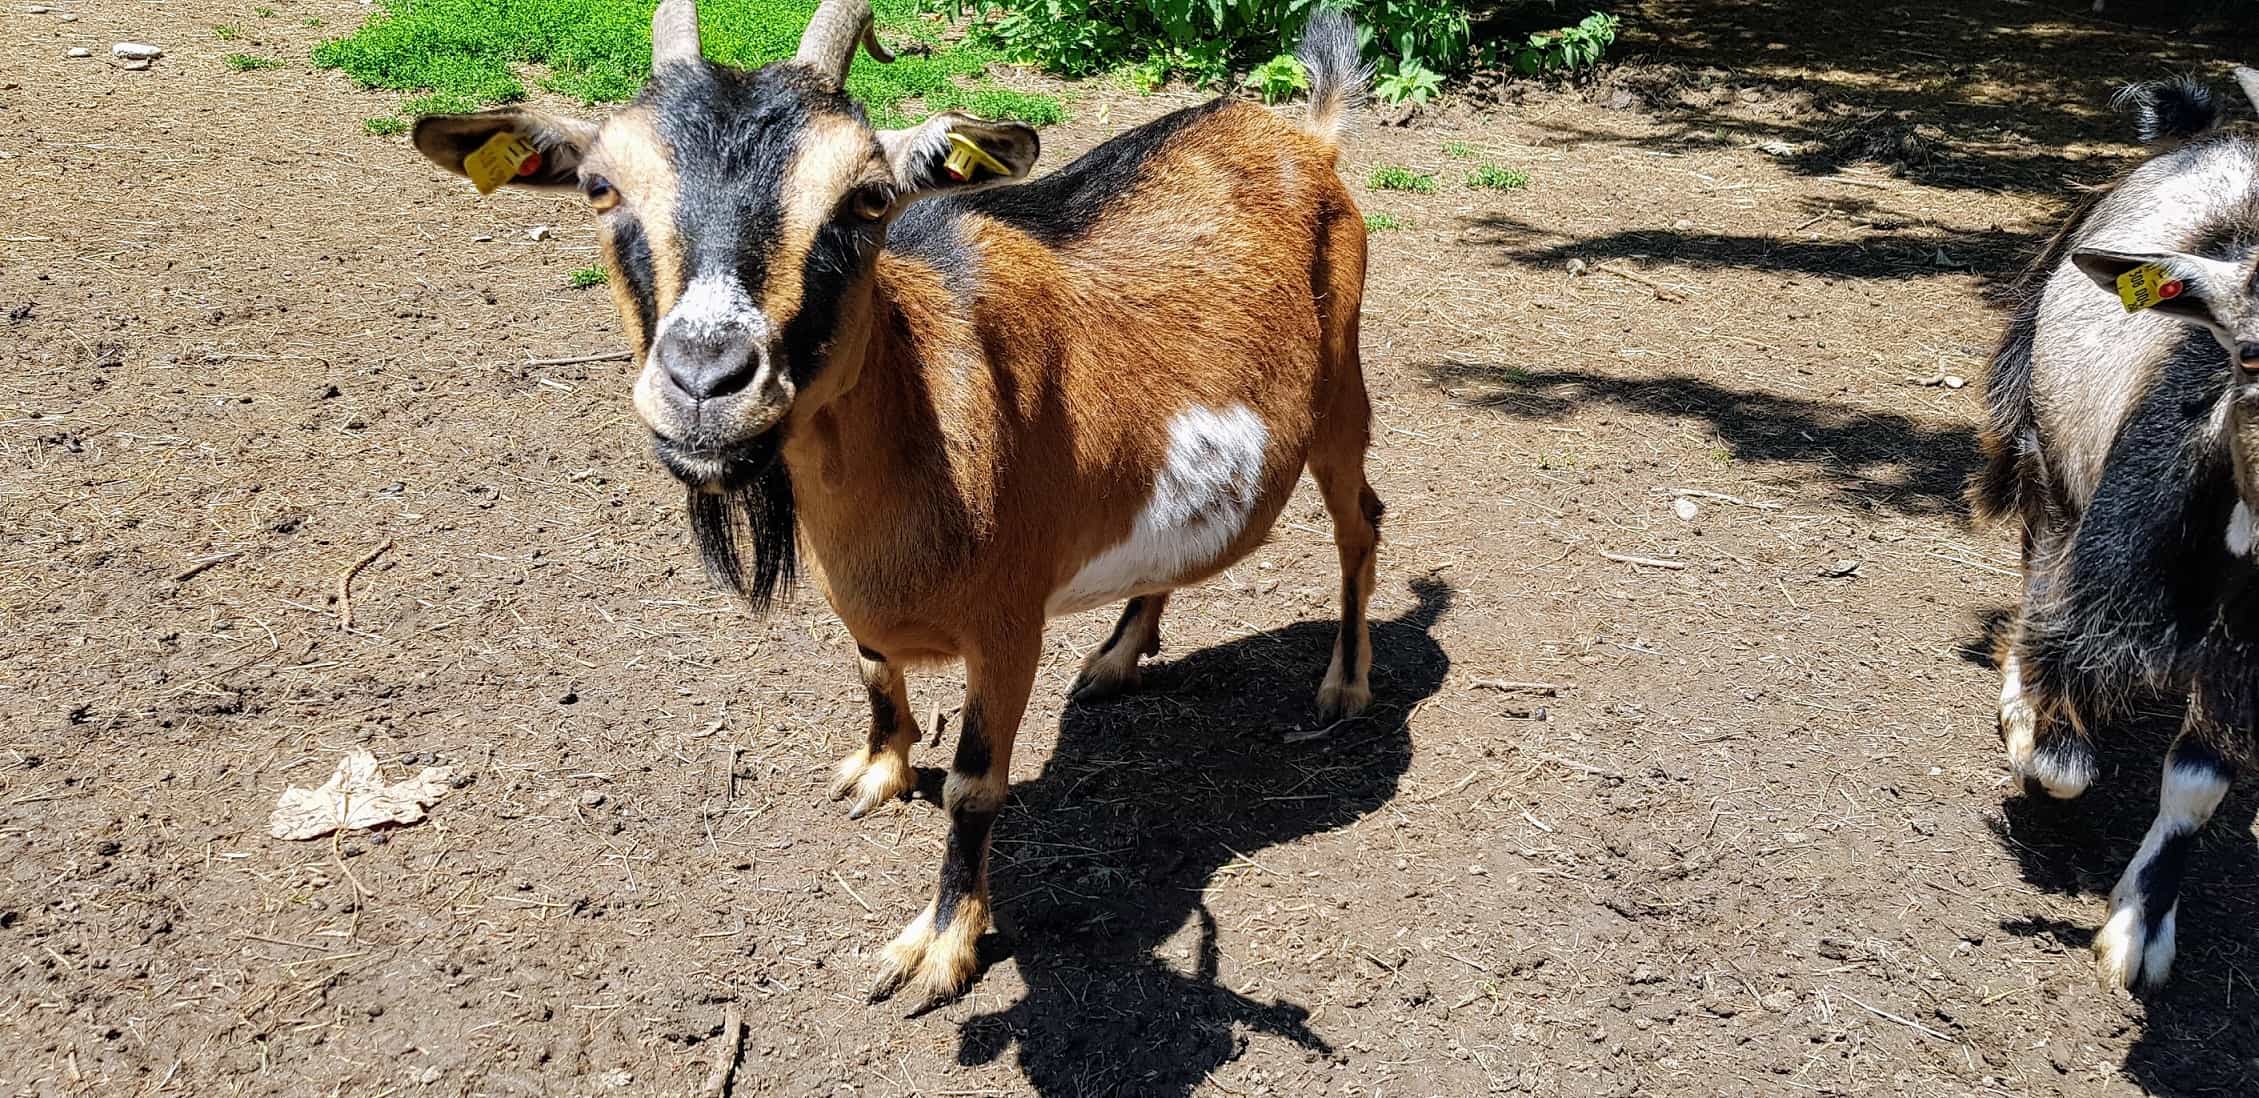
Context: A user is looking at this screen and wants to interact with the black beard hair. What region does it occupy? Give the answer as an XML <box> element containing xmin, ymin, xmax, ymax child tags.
<box><xmin>681</xmin><ymin>436</ymin><xmax>798</xmax><ymax>612</ymax></box>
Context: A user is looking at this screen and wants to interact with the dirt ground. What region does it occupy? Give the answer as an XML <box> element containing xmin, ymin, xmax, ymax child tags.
<box><xmin>7</xmin><ymin>0</ymin><xmax>2259</xmax><ymax>1094</ymax></box>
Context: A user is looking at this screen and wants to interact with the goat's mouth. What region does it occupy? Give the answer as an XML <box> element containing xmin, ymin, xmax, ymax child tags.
<box><xmin>651</xmin><ymin>430</ymin><xmax>781</xmax><ymax>491</ymax></box>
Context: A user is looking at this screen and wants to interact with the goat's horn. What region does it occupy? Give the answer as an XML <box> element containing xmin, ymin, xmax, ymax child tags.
<box><xmin>652</xmin><ymin>0</ymin><xmax>700</xmax><ymax>69</ymax></box>
<box><xmin>795</xmin><ymin>0</ymin><xmax>892</xmax><ymax>88</ymax></box>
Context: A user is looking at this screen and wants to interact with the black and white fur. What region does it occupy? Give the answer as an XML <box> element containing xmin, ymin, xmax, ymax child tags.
<box><xmin>1974</xmin><ymin>66</ymin><xmax>2259</xmax><ymax>991</ymax></box>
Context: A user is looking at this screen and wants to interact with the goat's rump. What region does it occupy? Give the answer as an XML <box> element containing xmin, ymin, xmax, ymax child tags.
<box><xmin>2027</xmin><ymin>330</ymin><xmax>2257</xmax><ymax>701</ymax></box>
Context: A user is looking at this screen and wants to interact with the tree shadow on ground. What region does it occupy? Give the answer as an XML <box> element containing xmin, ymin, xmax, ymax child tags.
<box><xmin>1420</xmin><ymin>362</ymin><xmax>1977</xmax><ymax>518</ymax></box>
<box><xmin>952</xmin><ymin>577</ymin><xmax>1453</xmax><ymax>1097</ymax></box>
<box><xmin>1467</xmin><ymin>194</ymin><xmax>2040</xmax><ymax>283</ymax></box>
<box><xmin>1578</xmin><ymin>0</ymin><xmax>2257</xmax><ymax>198</ymax></box>
<box><xmin>1988</xmin><ymin>693</ymin><xmax>2259</xmax><ymax>1096</ymax></box>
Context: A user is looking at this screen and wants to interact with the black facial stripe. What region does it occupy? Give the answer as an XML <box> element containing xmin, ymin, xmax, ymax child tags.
<box><xmin>611</xmin><ymin>217</ymin><xmax>659</xmax><ymax>351</ymax></box>
<box><xmin>780</xmin><ymin>216</ymin><xmax>879</xmax><ymax>380</ymax></box>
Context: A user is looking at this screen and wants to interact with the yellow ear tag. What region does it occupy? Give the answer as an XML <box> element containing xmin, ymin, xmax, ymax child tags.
<box><xmin>464</xmin><ymin>131</ymin><xmax>540</xmax><ymax>195</ymax></box>
<box><xmin>2116</xmin><ymin>263</ymin><xmax>2186</xmax><ymax>312</ymax></box>
<box><xmin>941</xmin><ymin>132</ymin><xmax>1009</xmax><ymax>183</ymax></box>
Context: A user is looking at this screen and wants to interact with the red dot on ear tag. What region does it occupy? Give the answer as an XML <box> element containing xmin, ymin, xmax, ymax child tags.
<box><xmin>517</xmin><ymin>151</ymin><xmax>543</xmax><ymax>176</ymax></box>
<box><xmin>2159</xmin><ymin>279</ymin><xmax>2184</xmax><ymax>300</ymax></box>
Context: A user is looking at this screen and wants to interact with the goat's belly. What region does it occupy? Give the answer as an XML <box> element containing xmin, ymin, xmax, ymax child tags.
<box><xmin>1046</xmin><ymin>403</ymin><xmax>1280</xmax><ymax>617</ymax></box>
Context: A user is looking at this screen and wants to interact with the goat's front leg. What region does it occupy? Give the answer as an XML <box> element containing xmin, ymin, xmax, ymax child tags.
<box><xmin>2094</xmin><ymin>712</ymin><xmax>2235</xmax><ymax>991</ymax></box>
<box><xmin>869</xmin><ymin>626</ymin><xmax>1039</xmax><ymax>1011</ymax></box>
<box><xmin>830</xmin><ymin>646</ymin><xmax>919</xmax><ymax>819</ymax></box>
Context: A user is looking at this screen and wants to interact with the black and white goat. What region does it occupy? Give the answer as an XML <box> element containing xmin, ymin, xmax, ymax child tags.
<box><xmin>1975</xmin><ymin>67</ymin><xmax>2259</xmax><ymax>989</ymax></box>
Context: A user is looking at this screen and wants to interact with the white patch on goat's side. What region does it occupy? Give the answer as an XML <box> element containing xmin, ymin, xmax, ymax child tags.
<box><xmin>1048</xmin><ymin>405</ymin><xmax>1270</xmax><ymax>617</ymax></box>
<box><xmin>2228</xmin><ymin>501</ymin><xmax>2254</xmax><ymax>557</ymax></box>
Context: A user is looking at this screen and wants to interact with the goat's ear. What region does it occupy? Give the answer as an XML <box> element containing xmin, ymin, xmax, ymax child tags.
<box><xmin>2072</xmin><ymin>249</ymin><xmax>2231</xmax><ymax>329</ymax></box>
<box><xmin>876</xmin><ymin>113</ymin><xmax>1039</xmax><ymax>203</ymax></box>
<box><xmin>413</xmin><ymin>108</ymin><xmax>598</xmax><ymax>192</ymax></box>
<box><xmin>2237</xmin><ymin>67</ymin><xmax>2259</xmax><ymax>116</ymax></box>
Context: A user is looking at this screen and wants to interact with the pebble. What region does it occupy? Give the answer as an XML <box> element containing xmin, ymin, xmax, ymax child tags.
<box><xmin>579</xmin><ymin>789</ymin><xmax>607</xmax><ymax>808</ymax></box>
<box><xmin>28</xmin><ymin>4</ymin><xmax>51</xmax><ymax>11</ymax></box>
<box><xmin>111</xmin><ymin>42</ymin><xmax>161</xmax><ymax>60</ymax></box>
<box><xmin>526</xmin><ymin>224</ymin><xmax>551</xmax><ymax>241</ymax></box>
<box><xmin>471</xmin><ymin>234</ymin><xmax>493</xmax><ymax>243</ymax></box>
<box><xmin>117</xmin><ymin>58</ymin><xmax>148</xmax><ymax>71</ymax></box>
<box><xmin>65</xmin><ymin>46</ymin><xmax>90</xmax><ymax>58</ymax></box>
<box><xmin>1672</xmin><ymin>498</ymin><xmax>1699</xmax><ymax>521</ymax></box>
<box><xmin>1671</xmin><ymin>218</ymin><xmax>1694</xmax><ymax>231</ymax></box>
<box><xmin>56</xmin><ymin>11</ymin><xmax>76</xmax><ymax>20</ymax></box>
<box><xmin>416</xmin><ymin>1066</ymin><xmax>442</xmax><ymax>1085</ymax></box>
<box><xmin>1565</xmin><ymin>257</ymin><xmax>1588</xmax><ymax>276</ymax></box>
<box><xmin>1942</xmin><ymin>374</ymin><xmax>1967</xmax><ymax>389</ymax></box>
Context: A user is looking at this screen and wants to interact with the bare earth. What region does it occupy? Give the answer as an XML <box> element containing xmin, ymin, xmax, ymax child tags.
<box><xmin>6</xmin><ymin>0</ymin><xmax>2259</xmax><ymax>1095</ymax></box>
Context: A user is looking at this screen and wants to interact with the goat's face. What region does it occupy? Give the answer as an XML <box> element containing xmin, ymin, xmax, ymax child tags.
<box><xmin>409</xmin><ymin>0</ymin><xmax>1037</xmax><ymax>490</ymax></box>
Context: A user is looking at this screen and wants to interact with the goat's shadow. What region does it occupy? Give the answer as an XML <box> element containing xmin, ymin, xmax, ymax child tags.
<box><xmin>1971</xmin><ymin>611</ymin><xmax>2259</xmax><ymax>1095</ymax></box>
<box><xmin>951</xmin><ymin>577</ymin><xmax>1452</xmax><ymax>1096</ymax></box>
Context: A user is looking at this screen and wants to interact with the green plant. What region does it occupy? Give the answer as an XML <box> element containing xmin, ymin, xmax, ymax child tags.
<box><xmin>363</xmin><ymin>115</ymin><xmax>410</xmax><ymax>136</ymax></box>
<box><xmin>1512</xmin><ymin>12</ymin><xmax>1618</xmax><ymax>76</ymax></box>
<box><xmin>1243</xmin><ymin>53</ymin><xmax>1307</xmax><ymax>105</ymax></box>
<box><xmin>1443</xmin><ymin>140</ymin><xmax>1474</xmax><ymax>159</ymax></box>
<box><xmin>1367</xmin><ymin>165</ymin><xmax>1436</xmax><ymax>194</ymax></box>
<box><xmin>939</xmin><ymin>0</ymin><xmax>1475</xmax><ymax>92</ymax></box>
<box><xmin>1372</xmin><ymin>57</ymin><xmax>1442</xmax><ymax>105</ymax></box>
<box><xmin>317</xmin><ymin>0</ymin><xmax>1063</xmax><ymax>130</ymax></box>
<box><xmin>254</xmin><ymin>5</ymin><xmax>275</xmax><ymax>14</ymax></box>
<box><xmin>303</xmin><ymin>16</ymin><xmax>326</xmax><ymax>26</ymax></box>
<box><xmin>1362</xmin><ymin>211</ymin><xmax>1405</xmax><ymax>232</ymax></box>
<box><xmin>226</xmin><ymin>53</ymin><xmax>282</xmax><ymax>71</ymax></box>
<box><xmin>569</xmin><ymin>265</ymin><xmax>608</xmax><ymax>289</ymax></box>
<box><xmin>212</xmin><ymin>24</ymin><xmax>242</xmax><ymax>40</ymax></box>
<box><xmin>1464</xmin><ymin>163</ymin><xmax>1529</xmax><ymax>190</ymax></box>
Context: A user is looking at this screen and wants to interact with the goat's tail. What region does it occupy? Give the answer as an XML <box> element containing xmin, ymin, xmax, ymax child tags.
<box><xmin>2113</xmin><ymin>75</ymin><xmax>2225</xmax><ymax>144</ymax></box>
<box><xmin>1298</xmin><ymin>8</ymin><xmax>1367</xmax><ymax>153</ymax></box>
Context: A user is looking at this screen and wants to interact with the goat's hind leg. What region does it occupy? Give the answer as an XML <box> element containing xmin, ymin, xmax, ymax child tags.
<box><xmin>830</xmin><ymin>647</ymin><xmax>919</xmax><ymax>819</ymax></box>
<box><xmin>1310</xmin><ymin>443</ymin><xmax>1382</xmax><ymax>722</ymax></box>
<box><xmin>2000</xmin><ymin>536</ymin><xmax>2097</xmax><ymax>798</ymax></box>
<box><xmin>1071</xmin><ymin>593</ymin><xmax>1169</xmax><ymax>702</ymax></box>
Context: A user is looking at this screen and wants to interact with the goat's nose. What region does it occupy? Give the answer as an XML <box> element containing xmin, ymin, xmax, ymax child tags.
<box><xmin>656</xmin><ymin>324</ymin><xmax>761</xmax><ymax>399</ymax></box>
<box><xmin>2240</xmin><ymin>342</ymin><xmax>2259</xmax><ymax>373</ymax></box>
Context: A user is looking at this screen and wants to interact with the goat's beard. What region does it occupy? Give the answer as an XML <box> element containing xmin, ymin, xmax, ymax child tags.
<box><xmin>674</xmin><ymin>433</ymin><xmax>799</xmax><ymax>612</ymax></box>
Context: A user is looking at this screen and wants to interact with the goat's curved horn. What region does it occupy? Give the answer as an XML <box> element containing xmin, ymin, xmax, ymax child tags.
<box><xmin>795</xmin><ymin>0</ymin><xmax>893</xmax><ymax>88</ymax></box>
<box><xmin>652</xmin><ymin>0</ymin><xmax>701</xmax><ymax>68</ymax></box>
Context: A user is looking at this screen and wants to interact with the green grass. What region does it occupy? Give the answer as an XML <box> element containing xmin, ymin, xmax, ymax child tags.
<box><xmin>363</xmin><ymin>116</ymin><xmax>410</xmax><ymax>136</ymax></box>
<box><xmin>1443</xmin><ymin>140</ymin><xmax>1474</xmax><ymax>159</ymax></box>
<box><xmin>254</xmin><ymin>5</ymin><xmax>275</xmax><ymax>14</ymax></box>
<box><xmin>1362</xmin><ymin>211</ymin><xmax>1406</xmax><ymax>232</ymax></box>
<box><xmin>1367</xmin><ymin>165</ymin><xmax>1436</xmax><ymax>194</ymax></box>
<box><xmin>212</xmin><ymin>24</ymin><xmax>242</xmax><ymax>40</ymax></box>
<box><xmin>569</xmin><ymin>265</ymin><xmax>609</xmax><ymax>289</ymax></box>
<box><xmin>226</xmin><ymin>53</ymin><xmax>282</xmax><ymax>71</ymax></box>
<box><xmin>1465</xmin><ymin>163</ymin><xmax>1530</xmax><ymax>190</ymax></box>
<box><xmin>313</xmin><ymin>0</ymin><xmax>1064</xmax><ymax>129</ymax></box>
<box><xmin>304</xmin><ymin>16</ymin><xmax>326</xmax><ymax>26</ymax></box>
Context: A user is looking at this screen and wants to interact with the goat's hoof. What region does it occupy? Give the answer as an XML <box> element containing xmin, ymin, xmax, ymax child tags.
<box><xmin>831</xmin><ymin>749</ymin><xmax>915</xmax><ymax>819</ymax></box>
<box><xmin>1314</xmin><ymin>679</ymin><xmax>1371</xmax><ymax>723</ymax></box>
<box><xmin>2094</xmin><ymin>894</ymin><xmax>2175</xmax><ymax>993</ymax></box>
<box><xmin>1069</xmin><ymin>663</ymin><xmax>1140</xmax><ymax>703</ymax></box>
<box><xmin>868</xmin><ymin>904</ymin><xmax>979</xmax><ymax>1012</ymax></box>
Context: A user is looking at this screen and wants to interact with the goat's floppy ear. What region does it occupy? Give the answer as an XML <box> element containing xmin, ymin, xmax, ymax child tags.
<box><xmin>413</xmin><ymin>109</ymin><xmax>598</xmax><ymax>192</ymax></box>
<box><xmin>2073</xmin><ymin>249</ymin><xmax>2235</xmax><ymax>330</ymax></box>
<box><xmin>876</xmin><ymin>113</ymin><xmax>1038</xmax><ymax>202</ymax></box>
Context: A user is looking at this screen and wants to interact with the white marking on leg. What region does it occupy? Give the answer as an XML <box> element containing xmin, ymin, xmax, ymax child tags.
<box><xmin>2096</xmin><ymin>759</ymin><xmax>2229</xmax><ymax>989</ymax></box>
<box><xmin>2228</xmin><ymin>501</ymin><xmax>2254</xmax><ymax>557</ymax></box>
<box><xmin>2000</xmin><ymin>651</ymin><xmax>2038</xmax><ymax>766</ymax></box>
<box><xmin>1049</xmin><ymin>404</ymin><xmax>1271</xmax><ymax>616</ymax></box>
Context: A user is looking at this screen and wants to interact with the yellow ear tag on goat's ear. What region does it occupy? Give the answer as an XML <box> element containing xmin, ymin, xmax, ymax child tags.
<box><xmin>2116</xmin><ymin>263</ymin><xmax>2184</xmax><ymax>313</ymax></box>
<box><xmin>464</xmin><ymin>131</ymin><xmax>540</xmax><ymax>195</ymax></box>
<box><xmin>941</xmin><ymin>131</ymin><xmax>1009</xmax><ymax>183</ymax></box>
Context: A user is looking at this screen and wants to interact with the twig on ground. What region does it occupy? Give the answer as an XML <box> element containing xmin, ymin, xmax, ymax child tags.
<box><xmin>525</xmin><ymin>350</ymin><xmax>632</xmax><ymax>367</ymax></box>
<box><xmin>1284</xmin><ymin>715</ymin><xmax>1368</xmax><ymax>744</ymax></box>
<box><xmin>1655</xmin><ymin>487</ymin><xmax>1784</xmax><ymax>510</ymax></box>
<box><xmin>1469</xmin><ymin>678</ymin><xmax>1563</xmax><ymax>696</ymax></box>
<box><xmin>1593</xmin><ymin>261</ymin><xmax>1689</xmax><ymax>302</ymax></box>
<box><xmin>336</xmin><ymin>539</ymin><xmax>394</xmax><ymax>631</ymax></box>
<box><xmin>172</xmin><ymin>551</ymin><xmax>241</xmax><ymax>584</ymax></box>
<box><xmin>699</xmin><ymin>1004</ymin><xmax>745</xmax><ymax>1098</ymax></box>
<box><xmin>1600</xmin><ymin>550</ymin><xmax>1687</xmax><ymax>570</ymax></box>
<box><xmin>831</xmin><ymin>870</ymin><xmax>873</xmax><ymax>912</ymax></box>
<box><xmin>1840</xmin><ymin>991</ymin><xmax>1953</xmax><ymax>1042</ymax></box>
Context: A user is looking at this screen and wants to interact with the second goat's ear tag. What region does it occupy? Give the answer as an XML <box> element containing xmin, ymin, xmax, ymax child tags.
<box><xmin>2116</xmin><ymin>263</ymin><xmax>2184</xmax><ymax>313</ymax></box>
<box><xmin>465</xmin><ymin>131</ymin><xmax>540</xmax><ymax>195</ymax></box>
<box><xmin>941</xmin><ymin>131</ymin><xmax>1010</xmax><ymax>183</ymax></box>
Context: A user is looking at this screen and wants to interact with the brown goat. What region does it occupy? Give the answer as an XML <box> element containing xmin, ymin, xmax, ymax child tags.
<box><xmin>411</xmin><ymin>0</ymin><xmax>1380</xmax><ymax>1007</ymax></box>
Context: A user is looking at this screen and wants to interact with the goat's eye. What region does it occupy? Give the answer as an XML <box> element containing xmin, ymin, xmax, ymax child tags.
<box><xmin>849</xmin><ymin>183</ymin><xmax>891</xmax><ymax>222</ymax></box>
<box><xmin>582</xmin><ymin>175</ymin><xmax>619</xmax><ymax>213</ymax></box>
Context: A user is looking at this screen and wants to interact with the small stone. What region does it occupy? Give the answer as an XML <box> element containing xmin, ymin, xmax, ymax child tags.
<box><xmin>526</xmin><ymin>224</ymin><xmax>552</xmax><ymax>241</ymax></box>
<box><xmin>1757</xmin><ymin>140</ymin><xmax>1795</xmax><ymax>157</ymax></box>
<box><xmin>1671</xmin><ymin>218</ymin><xmax>1694</xmax><ymax>231</ymax></box>
<box><xmin>111</xmin><ymin>42</ymin><xmax>162</xmax><ymax>60</ymax></box>
<box><xmin>57</xmin><ymin>11</ymin><xmax>77</xmax><ymax>20</ymax></box>
<box><xmin>1942</xmin><ymin>374</ymin><xmax>1967</xmax><ymax>389</ymax></box>
<box><xmin>28</xmin><ymin>4</ymin><xmax>52</xmax><ymax>11</ymax></box>
<box><xmin>117</xmin><ymin>58</ymin><xmax>149</xmax><ymax>70</ymax></box>
<box><xmin>65</xmin><ymin>46</ymin><xmax>91</xmax><ymax>58</ymax></box>
<box><xmin>416</xmin><ymin>1066</ymin><xmax>442</xmax><ymax>1085</ymax></box>
<box><xmin>1565</xmin><ymin>257</ymin><xmax>1589</xmax><ymax>276</ymax></box>
<box><xmin>1822</xmin><ymin>559</ymin><xmax>1861</xmax><ymax>578</ymax></box>
<box><xmin>1672</xmin><ymin>498</ymin><xmax>1699</xmax><ymax>521</ymax></box>
<box><xmin>598</xmin><ymin>1069</ymin><xmax>633</xmax><ymax>1087</ymax></box>
<box><xmin>579</xmin><ymin>790</ymin><xmax>607</xmax><ymax>808</ymax></box>
<box><xmin>472</xmin><ymin>234</ymin><xmax>493</xmax><ymax>243</ymax></box>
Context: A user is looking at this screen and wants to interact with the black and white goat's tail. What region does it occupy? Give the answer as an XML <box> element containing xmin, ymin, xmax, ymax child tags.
<box><xmin>1298</xmin><ymin>8</ymin><xmax>1368</xmax><ymax>154</ymax></box>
